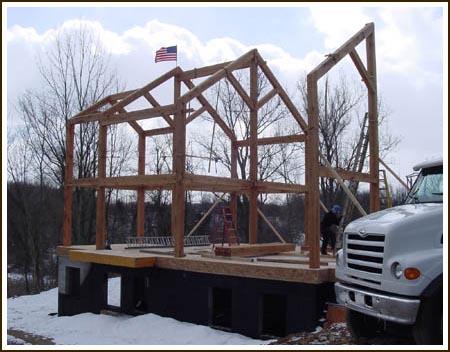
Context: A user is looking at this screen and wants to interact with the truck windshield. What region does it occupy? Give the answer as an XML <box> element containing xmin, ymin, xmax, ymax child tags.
<box><xmin>405</xmin><ymin>165</ymin><xmax>443</xmax><ymax>204</ymax></box>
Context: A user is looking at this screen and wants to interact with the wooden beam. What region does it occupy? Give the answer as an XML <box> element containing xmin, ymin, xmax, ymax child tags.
<box><xmin>256</xmin><ymin>87</ymin><xmax>279</xmax><ymax>110</ymax></box>
<box><xmin>184</xmin><ymin>174</ymin><xmax>252</xmax><ymax>193</ymax></box>
<box><xmin>96</xmin><ymin>125</ymin><xmax>107</xmax><ymax>250</ymax></box>
<box><xmin>349</xmin><ymin>49</ymin><xmax>375</xmax><ymax>93</ymax></box>
<box><xmin>155</xmin><ymin>253</ymin><xmax>330</xmax><ymax>283</ymax></box>
<box><xmin>257</xmin><ymin>208</ymin><xmax>286</xmax><ymax>243</ymax></box>
<box><xmin>143</xmin><ymin>127</ymin><xmax>174</xmax><ymax>137</ymax></box>
<box><xmin>104</xmin><ymin>67</ymin><xmax>180</xmax><ymax>114</ymax></box>
<box><xmin>182</xmin><ymin>78</ymin><xmax>236</xmax><ymax>141</ymax></box>
<box><xmin>186</xmin><ymin>194</ymin><xmax>226</xmax><ymax>237</ymax></box>
<box><xmin>62</xmin><ymin>124</ymin><xmax>74</xmax><ymax>246</ymax></box>
<box><xmin>137</xmin><ymin>134</ymin><xmax>145</xmax><ymax>238</ymax></box>
<box><xmin>101</xmin><ymin>105</ymin><xmax>179</xmax><ymax>126</ymax></box>
<box><xmin>186</xmin><ymin>105</ymin><xmax>207</xmax><ymax>125</ymax></box>
<box><xmin>69</xmin><ymin>174</ymin><xmax>176</xmax><ymax>189</ymax></box>
<box><xmin>255</xmin><ymin>181</ymin><xmax>307</xmax><ymax>194</ymax></box>
<box><xmin>143</xmin><ymin>91</ymin><xmax>175</xmax><ymax>128</ymax></box>
<box><xmin>235</xmin><ymin>134</ymin><xmax>305</xmax><ymax>147</ymax></box>
<box><xmin>380</xmin><ymin>158</ymin><xmax>409</xmax><ymax>190</ymax></box>
<box><xmin>70</xmin><ymin>96</ymin><xmax>110</xmax><ymax>119</ymax></box>
<box><xmin>248</xmin><ymin>57</ymin><xmax>259</xmax><ymax>244</ymax></box>
<box><xmin>179</xmin><ymin>49</ymin><xmax>255</xmax><ymax>105</ymax></box>
<box><xmin>230</xmin><ymin>141</ymin><xmax>238</xmax><ymax>235</ymax></box>
<box><xmin>68</xmin><ymin>249</ymin><xmax>156</xmax><ymax>268</ymax></box>
<box><xmin>319</xmin><ymin>166</ymin><xmax>376</xmax><ymax>183</ymax></box>
<box><xmin>115</xmin><ymin>106</ymin><xmax>144</xmax><ymax>135</ymax></box>
<box><xmin>108</xmin><ymin>89</ymin><xmax>138</xmax><ymax>102</ymax></box>
<box><xmin>180</xmin><ymin>60</ymin><xmax>251</xmax><ymax>80</ymax></box>
<box><xmin>255</xmin><ymin>52</ymin><xmax>308</xmax><ymax>132</ymax></box>
<box><xmin>69</xmin><ymin>104</ymin><xmax>178</xmax><ymax>125</ymax></box>
<box><xmin>366</xmin><ymin>29</ymin><xmax>380</xmax><ymax>213</ymax></box>
<box><xmin>305</xmin><ymin>73</ymin><xmax>321</xmax><ymax>269</ymax></box>
<box><xmin>309</xmin><ymin>22</ymin><xmax>374</xmax><ymax>80</ymax></box>
<box><xmin>320</xmin><ymin>153</ymin><xmax>367</xmax><ymax>217</ymax></box>
<box><xmin>214</xmin><ymin>243</ymin><xmax>295</xmax><ymax>257</ymax></box>
<box><xmin>225</xmin><ymin>70</ymin><xmax>253</xmax><ymax>108</ymax></box>
<box><xmin>172</xmin><ymin>74</ymin><xmax>186</xmax><ymax>258</ymax></box>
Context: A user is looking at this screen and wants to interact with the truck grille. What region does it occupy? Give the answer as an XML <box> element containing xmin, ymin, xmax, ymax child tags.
<box><xmin>345</xmin><ymin>233</ymin><xmax>385</xmax><ymax>283</ymax></box>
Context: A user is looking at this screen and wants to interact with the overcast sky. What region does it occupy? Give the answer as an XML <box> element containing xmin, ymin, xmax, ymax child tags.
<box><xmin>4</xmin><ymin>3</ymin><xmax>447</xmax><ymax>186</ymax></box>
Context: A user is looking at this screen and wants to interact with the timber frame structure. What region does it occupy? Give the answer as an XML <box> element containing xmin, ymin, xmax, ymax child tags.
<box><xmin>62</xmin><ymin>23</ymin><xmax>379</xmax><ymax>269</ymax></box>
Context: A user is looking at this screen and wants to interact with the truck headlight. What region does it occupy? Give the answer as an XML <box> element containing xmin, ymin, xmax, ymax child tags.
<box><xmin>392</xmin><ymin>262</ymin><xmax>403</xmax><ymax>279</ymax></box>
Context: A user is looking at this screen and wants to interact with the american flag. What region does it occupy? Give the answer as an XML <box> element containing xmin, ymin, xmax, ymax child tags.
<box><xmin>155</xmin><ymin>46</ymin><xmax>177</xmax><ymax>63</ymax></box>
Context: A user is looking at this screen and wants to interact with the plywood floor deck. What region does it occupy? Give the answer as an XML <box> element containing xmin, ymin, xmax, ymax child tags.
<box><xmin>56</xmin><ymin>243</ymin><xmax>336</xmax><ymax>284</ymax></box>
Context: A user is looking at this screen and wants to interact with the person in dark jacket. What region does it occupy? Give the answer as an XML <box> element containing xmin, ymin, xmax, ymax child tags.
<box><xmin>321</xmin><ymin>205</ymin><xmax>342</xmax><ymax>255</ymax></box>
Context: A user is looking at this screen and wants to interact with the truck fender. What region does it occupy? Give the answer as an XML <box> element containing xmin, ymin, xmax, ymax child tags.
<box><xmin>421</xmin><ymin>273</ymin><xmax>443</xmax><ymax>298</ymax></box>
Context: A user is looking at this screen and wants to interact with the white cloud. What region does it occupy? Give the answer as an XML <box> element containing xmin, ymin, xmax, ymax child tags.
<box><xmin>309</xmin><ymin>6</ymin><xmax>371</xmax><ymax>49</ymax></box>
<box><xmin>378</xmin><ymin>7</ymin><xmax>443</xmax><ymax>88</ymax></box>
<box><xmin>308</xmin><ymin>6</ymin><xmax>443</xmax><ymax>88</ymax></box>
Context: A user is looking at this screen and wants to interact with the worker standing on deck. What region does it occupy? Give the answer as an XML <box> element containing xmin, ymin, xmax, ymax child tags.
<box><xmin>320</xmin><ymin>205</ymin><xmax>342</xmax><ymax>255</ymax></box>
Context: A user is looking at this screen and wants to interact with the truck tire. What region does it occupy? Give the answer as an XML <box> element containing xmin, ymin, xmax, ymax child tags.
<box><xmin>346</xmin><ymin>309</ymin><xmax>379</xmax><ymax>339</ymax></box>
<box><xmin>412</xmin><ymin>289</ymin><xmax>443</xmax><ymax>345</ymax></box>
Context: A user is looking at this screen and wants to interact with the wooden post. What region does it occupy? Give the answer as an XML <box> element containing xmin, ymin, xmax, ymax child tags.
<box><xmin>96</xmin><ymin>125</ymin><xmax>107</xmax><ymax>250</ymax></box>
<box><xmin>306</xmin><ymin>74</ymin><xmax>321</xmax><ymax>269</ymax></box>
<box><xmin>230</xmin><ymin>141</ymin><xmax>238</xmax><ymax>236</ymax></box>
<box><xmin>172</xmin><ymin>74</ymin><xmax>186</xmax><ymax>257</ymax></box>
<box><xmin>137</xmin><ymin>134</ymin><xmax>146</xmax><ymax>237</ymax></box>
<box><xmin>63</xmin><ymin>124</ymin><xmax>74</xmax><ymax>246</ymax></box>
<box><xmin>248</xmin><ymin>55</ymin><xmax>258</xmax><ymax>244</ymax></box>
<box><xmin>366</xmin><ymin>29</ymin><xmax>380</xmax><ymax>213</ymax></box>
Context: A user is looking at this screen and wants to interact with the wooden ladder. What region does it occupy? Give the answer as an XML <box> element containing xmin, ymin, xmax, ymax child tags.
<box><xmin>379</xmin><ymin>169</ymin><xmax>392</xmax><ymax>209</ymax></box>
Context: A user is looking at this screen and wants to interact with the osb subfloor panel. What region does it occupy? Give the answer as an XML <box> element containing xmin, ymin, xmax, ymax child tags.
<box><xmin>56</xmin><ymin>244</ymin><xmax>336</xmax><ymax>284</ymax></box>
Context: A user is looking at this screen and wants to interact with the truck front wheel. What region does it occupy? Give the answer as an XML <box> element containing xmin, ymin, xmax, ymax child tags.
<box><xmin>412</xmin><ymin>289</ymin><xmax>443</xmax><ymax>345</ymax></box>
<box><xmin>346</xmin><ymin>309</ymin><xmax>380</xmax><ymax>340</ymax></box>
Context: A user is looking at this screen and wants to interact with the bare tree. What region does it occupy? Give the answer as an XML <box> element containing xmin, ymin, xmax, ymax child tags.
<box><xmin>15</xmin><ymin>23</ymin><xmax>129</xmax><ymax>245</ymax></box>
<box><xmin>193</xmin><ymin>70</ymin><xmax>303</xmax><ymax>241</ymax></box>
<box><xmin>297</xmin><ymin>74</ymin><xmax>400</xmax><ymax>210</ymax></box>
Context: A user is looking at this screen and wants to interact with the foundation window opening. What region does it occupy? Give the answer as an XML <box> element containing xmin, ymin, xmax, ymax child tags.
<box><xmin>65</xmin><ymin>267</ymin><xmax>81</xmax><ymax>297</ymax></box>
<box><xmin>261</xmin><ymin>293</ymin><xmax>287</xmax><ymax>337</ymax></box>
<box><xmin>211</xmin><ymin>287</ymin><xmax>232</xmax><ymax>330</ymax></box>
<box><xmin>107</xmin><ymin>273</ymin><xmax>121</xmax><ymax>308</ymax></box>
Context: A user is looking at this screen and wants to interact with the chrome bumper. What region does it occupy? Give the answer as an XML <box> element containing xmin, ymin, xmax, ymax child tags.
<box><xmin>335</xmin><ymin>282</ymin><xmax>421</xmax><ymax>325</ymax></box>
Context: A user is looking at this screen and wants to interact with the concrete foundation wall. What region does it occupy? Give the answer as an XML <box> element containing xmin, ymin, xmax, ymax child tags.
<box><xmin>58</xmin><ymin>258</ymin><xmax>335</xmax><ymax>338</ymax></box>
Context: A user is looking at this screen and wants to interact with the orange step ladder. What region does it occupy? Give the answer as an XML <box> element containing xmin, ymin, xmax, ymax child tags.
<box><xmin>211</xmin><ymin>206</ymin><xmax>240</xmax><ymax>248</ymax></box>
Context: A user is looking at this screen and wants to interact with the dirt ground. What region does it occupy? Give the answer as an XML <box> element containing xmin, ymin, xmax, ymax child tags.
<box><xmin>271</xmin><ymin>322</ymin><xmax>414</xmax><ymax>345</ymax></box>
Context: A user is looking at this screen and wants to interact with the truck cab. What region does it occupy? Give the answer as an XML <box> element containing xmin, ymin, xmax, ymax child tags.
<box><xmin>335</xmin><ymin>158</ymin><xmax>443</xmax><ymax>344</ymax></box>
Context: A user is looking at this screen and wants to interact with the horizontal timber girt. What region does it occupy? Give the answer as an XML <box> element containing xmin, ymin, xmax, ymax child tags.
<box><xmin>319</xmin><ymin>166</ymin><xmax>376</xmax><ymax>183</ymax></box>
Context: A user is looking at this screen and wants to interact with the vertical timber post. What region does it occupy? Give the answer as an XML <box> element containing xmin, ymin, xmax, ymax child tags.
<box><xmin>230</xmin><ymin>141</ymin><xmax>238</xmax><ymax>233</ymax></box>
<box><xmin>248</xmin><ymin>54</ymin><xmax>258</xmax><ymax>244</ymax></box>
<box><xmin>172</xmin><ymin>73</ymin><xmax>186</xmax><ymax>257</ymax></box>
<box><xmin>63</xmin><ymin>123</ymin><xmax>74</xmax><ymax>246</ymax></box>
<box><xmin>306</xmin><ymin>74</ymin><xmax>320</xmax><ymax>269</ymax></box>
<box><xmin>96</xmin><ymin>125</ymin><xmax>107</xmax><ymax>250</ymax></box>
<box><xmin>366</xmin><ymin>28</ymin><xmax>379</xmax><ymax>213</ymax></box>
<box><xmin>137</xmin><ymin>134</ymin><xmax>146</xmax><ymax>237</ymax></box>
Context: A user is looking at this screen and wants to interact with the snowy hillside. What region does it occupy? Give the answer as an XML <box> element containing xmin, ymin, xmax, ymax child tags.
<box><xmin>7</xmin><ymin>278</ymin><xmax>269</xmax><ymax>346</ymax></box>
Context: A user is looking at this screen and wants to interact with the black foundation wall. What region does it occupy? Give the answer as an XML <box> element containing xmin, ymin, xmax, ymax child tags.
<box><xmin>58</xmin><ymin>260</ymin><xmax>335</xmax><ymax>339</ymax></box>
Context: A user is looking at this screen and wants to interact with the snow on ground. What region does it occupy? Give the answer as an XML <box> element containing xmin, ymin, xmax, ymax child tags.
<box><xmin>7</xmin><ymin>278</ymin><xmax>268</xmax><ymax>345</ymax></box>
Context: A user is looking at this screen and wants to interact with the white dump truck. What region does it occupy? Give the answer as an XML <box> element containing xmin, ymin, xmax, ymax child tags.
<box><xmin>335</xmin><ymin>158</ymin><xmax>443</xmax><ymax>344</ymax></box>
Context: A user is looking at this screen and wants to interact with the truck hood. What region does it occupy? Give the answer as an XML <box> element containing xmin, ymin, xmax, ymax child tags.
<box><xmin>345</xmin><ymin>203</ymin><xmax>443</xmax><ymax>234</ymax></box>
